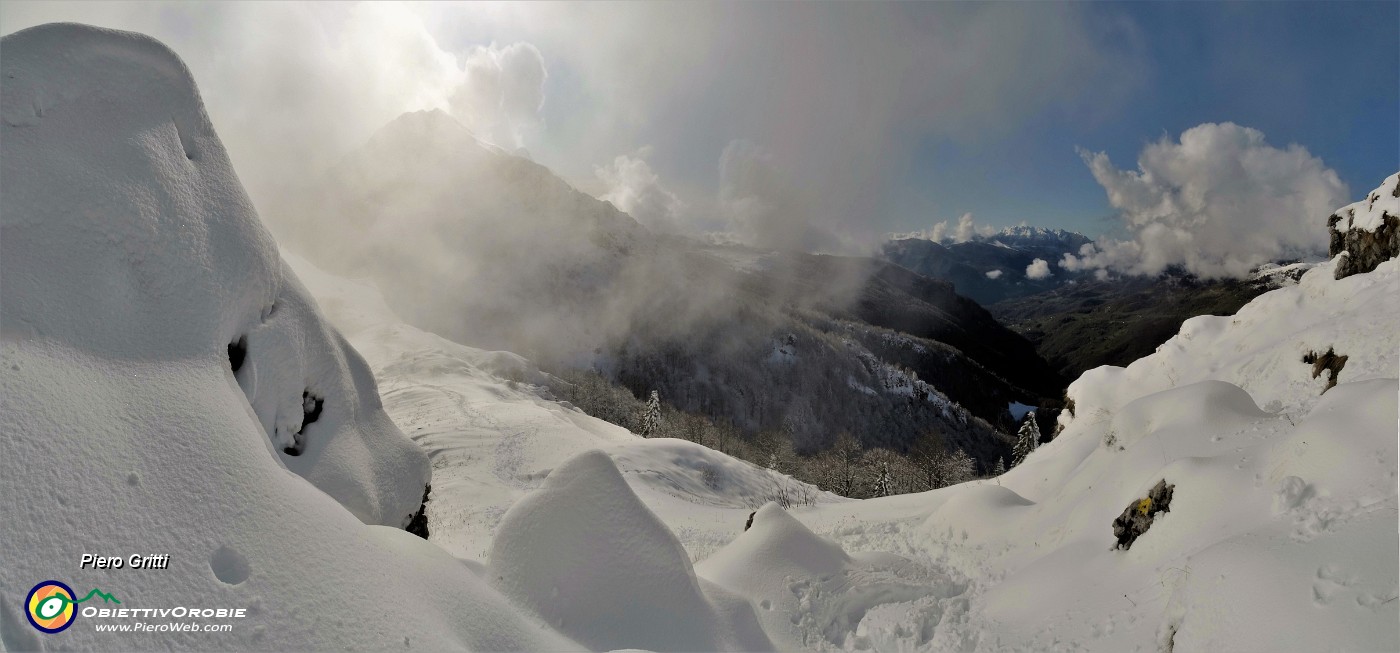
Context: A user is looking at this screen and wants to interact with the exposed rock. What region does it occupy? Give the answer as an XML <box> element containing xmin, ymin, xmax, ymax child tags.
<box><xmin>1329</xmin><ymin>173</ymin><xmax>1400</xmax><ymax>280</ymax></box>
<box><xmin>405</xmin><ymin>484</ymin><xmax>431</xmax><ymax>539</ymax></box>
<box><xmin>1303</xmin><ymin>347</ymin><xmax>1348</xmax><ymax>394</ymax></box>
<box><xmin>1113</xmin><ymin>479</ymin><xmax>1174</xmax><ymax>550</ymax></box>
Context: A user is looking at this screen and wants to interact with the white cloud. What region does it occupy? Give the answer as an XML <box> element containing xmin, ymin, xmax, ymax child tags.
<box><xmin>952</xmin><ymin>213</ymin><xmax>995</xmax><ymax>243</ymax></box>
<box><xmin>595</xmin><ymin>147</ymin><xmax>686</xmax><ymax>233</ymax></box>
<box><xmin>1025</xmin><ymin>258</ymin><xmax>1052</xmax><ymax>280</ymax></box>
<box><xmin>985</xmin><ymin>269</ymin><xmax>1003</xmax><ymax>279</ymax></box>
<box><xmin>450</xmin><ymin>42</ymin><xmax>547</xmax><ymax>149</ymax></box>
<box><xmin>903</xmin><ymin>212</ymin><xmax>997</xmax><ymax>244</ymax></box>
<box><xmin>1070</xmin><ymin>122</ymin><xmax>1349</xmax><ymax>278</ymax></box>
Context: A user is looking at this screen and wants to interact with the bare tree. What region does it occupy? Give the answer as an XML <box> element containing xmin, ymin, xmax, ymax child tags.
<box><xmin>820</xmin><ymin>432</ymin><xmax>865</xmax><ymax>497</ymax></box>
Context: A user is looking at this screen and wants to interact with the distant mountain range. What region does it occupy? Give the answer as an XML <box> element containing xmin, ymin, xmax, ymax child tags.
<box><xmin>882</xmin><ymin>229</ymin><xmax>1314</xmax><ymax>380</ymax></box>
<box><xmin>881</xmin><ymin>228</ymin><xmax>1092</xmax><ymax>305</ymax></box>
<box><xmin>271</xmin><ymin>110</ymin><xmax>1065</xmax><ymax>467</ymax></box>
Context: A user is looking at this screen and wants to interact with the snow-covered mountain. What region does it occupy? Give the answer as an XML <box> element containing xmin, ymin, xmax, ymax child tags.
<box><xmin>4</xmin><ymin>22</ymin><xmax>1395</xmax><ymax>653</ymax></box>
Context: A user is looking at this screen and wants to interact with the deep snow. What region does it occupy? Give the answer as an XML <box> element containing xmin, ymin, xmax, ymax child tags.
<box><xmin>3</xmin><ymin>21</ymin><xmax>1397</xmax><ymax>653</ymax></box>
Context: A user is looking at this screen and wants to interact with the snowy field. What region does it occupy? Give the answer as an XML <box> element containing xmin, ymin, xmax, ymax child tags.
<box><xmin>2</xmin><ymin>22</ymin><xmax>1396</xmax><ymax>653</ymax></box>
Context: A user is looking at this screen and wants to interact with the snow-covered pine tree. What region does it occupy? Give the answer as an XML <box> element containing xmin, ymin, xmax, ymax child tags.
<box><xmin>1012</xmin><ymin>411</ymin><xmax>1040</xmax><ymax>467</ymax></box>
<box><xmin>872</xmin><ymin>461</ymin><xmax>894</xmax><ymax>497</ymax></box>
<box><xmin>640</xmin><ymin>390</ymin><xmax>661</xmax><ymax>437</ymax></box>
<box><xmin>992</xmin><ymin>457</ymin><xmax>1006</xmax><ymax>476</ymax></box>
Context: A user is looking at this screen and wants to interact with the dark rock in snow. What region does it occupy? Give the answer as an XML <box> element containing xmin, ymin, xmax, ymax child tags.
<box><xmin>1303</xmin><ymin>347</ymin><xmax>1348</xmax><ymax>394</ymax></box>
<box><xmin>405</xmin><ymin>484</ymin><xmax>431</xmax><ymax>539</ymax></box>
<box><xmin>1113</xmin><ymin>479</ymin><xmax>1174</xmax><ymax>550</ymax></box>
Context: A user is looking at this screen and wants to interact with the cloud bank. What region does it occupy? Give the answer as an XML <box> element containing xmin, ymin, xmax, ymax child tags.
<box><xmin>1066</xmin><ymin>122</ymin><xmax>1349</xmax><ymax>278</ymax></box>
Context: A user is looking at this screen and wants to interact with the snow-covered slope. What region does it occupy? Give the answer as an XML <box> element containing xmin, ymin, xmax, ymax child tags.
<box><xmin>954</xmin><ymin>250</ymin><xmax>1400</xmax><ymax>650</ymax></box>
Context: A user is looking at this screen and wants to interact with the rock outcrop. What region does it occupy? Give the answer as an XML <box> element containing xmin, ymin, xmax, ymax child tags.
<box><xmin>1328</xmin><ymin>173</ymin><xmax>1400</xmax><ymax>280</ymax></box>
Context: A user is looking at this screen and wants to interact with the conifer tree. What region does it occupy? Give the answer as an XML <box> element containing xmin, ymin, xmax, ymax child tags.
<box><xmin>1012</xmin><ymin>411</ymin><xmax>1040</xmax><ymax>467</ymax></box>
<box><xmin>872</xmin><ymin>461</ymin><xmax>894</xmax><ymax>497</ymax></box>
<box><xmin>640</xmin><ymin>390</ymin><xmax>661</xmax><ymax>437</ymax></box>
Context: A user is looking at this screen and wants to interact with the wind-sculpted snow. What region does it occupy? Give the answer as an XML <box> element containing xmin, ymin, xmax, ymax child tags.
<box><xmin>0</xmin><ymin>23</ymin><xmax>572</xmax><ymax>651</ymax></box>
<box><xmin>0</xmin><ymin>21</ymin><xmax>427</xmax><ymax>528</ymax></box>
<box><xmin>490</xmin><ymin>450</ymin><xmax>775</xmax><ymax>652</ymax></box>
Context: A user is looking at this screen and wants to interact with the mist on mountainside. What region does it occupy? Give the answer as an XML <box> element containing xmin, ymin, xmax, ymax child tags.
<box><xmin>268</xmin><ymin>110</ymin><xmax>1062</xmax><ymax>469</ymax></box>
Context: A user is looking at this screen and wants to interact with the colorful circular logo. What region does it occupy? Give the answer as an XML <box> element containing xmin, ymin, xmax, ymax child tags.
<box><xmin>26</xmin><ymin>581</ymin><xmax>77</xmax><ymax>634</ymax></box>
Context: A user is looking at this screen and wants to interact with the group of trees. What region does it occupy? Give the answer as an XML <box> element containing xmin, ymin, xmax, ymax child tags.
<box><xmin>553</xmin><ymin>369</ymin><xmax>1007</xmax><ymax>499</ymax></box>
<box><xmin>605</xmin><ymin>317</ymin><xmax>1019</xmax><ymax>470</ymax></box>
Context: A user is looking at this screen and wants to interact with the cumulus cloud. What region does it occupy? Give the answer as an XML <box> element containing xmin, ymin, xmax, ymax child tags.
<box><xmin>897</xmin><ymin>213</ymin><xmax>998</xmax><ymax>244</ymax></box>
<box><xmin>595</xmin><ymin>147</ymin><xmax>686</xmax><ymax>233</ymax></box>
<box><xmin>953</xmin><ymin>213</ymin><xmax>998</xmax><ymax>243</ymax></box>
<box><xmin>1068</xmin><ymin>122</ymin><xmax>1349</xmax><ymax>278</ymax></box>
<box><xmin>985</xmin><ymin>269</ymin><xmax>1003</xmax><ymax>279</ymax></box>
<box><xmin>1025</xmin><ymin>258</ymin><xmax>1052</xmax><ymax>280</ymax></box>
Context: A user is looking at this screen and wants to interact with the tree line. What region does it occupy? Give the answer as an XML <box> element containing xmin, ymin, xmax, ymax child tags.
<box><xmin>549</xmin><ymin>369</ymin><xmax>1040</xmax><ymax>499</ymax></box>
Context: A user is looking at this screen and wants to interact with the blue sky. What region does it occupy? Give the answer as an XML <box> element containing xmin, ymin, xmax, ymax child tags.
<box><xmin>893</xmin><ymin>2</ymin><xmax>1399</xmax><ymax>237</ymax></box>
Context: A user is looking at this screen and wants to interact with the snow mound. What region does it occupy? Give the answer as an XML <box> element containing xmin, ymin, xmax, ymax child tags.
<box><xmin>1106</xmin><ymin>380</ymin><xmax>1266</xmax><ymax>451</ymax></box>
<box><xmin>489</xmin><ymin>450</ymin><xmax>772</xmax><ymax>652</ymax></box>
<box><xmin>698</xmin><ymin>504</ymin><xmax>953</xmax><ymax>650</ymax></box>
<box><xmin>0</xmin><ymin>23</ymin><xmax>579</xmax><ymax>651</ymax></box>
<box><xmin>699</xmin><ymin>503</ymin><xmax>851</xmax><ymax>589</ymax></box>
<box><xmin>0</xmin><ymin>22</ymin><xmax>427</xmax><ymax>527</ymax></box>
